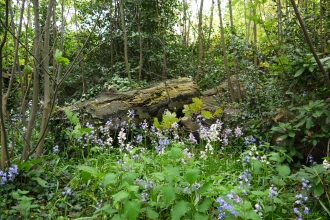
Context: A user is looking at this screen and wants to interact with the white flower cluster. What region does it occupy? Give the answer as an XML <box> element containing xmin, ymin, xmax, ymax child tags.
<box><xmin>323</xmin><ymin>159</ymin><xmax>330</xmax><ymax>170</ymax></box>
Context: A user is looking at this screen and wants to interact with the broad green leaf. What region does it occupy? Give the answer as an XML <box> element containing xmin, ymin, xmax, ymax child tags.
<box><xmin>213</xmin><ymin>108</ymin><xmax>223</xmax><ymax>116</ymax></box>
<box><xmin>201</xmin><ymin>110</ymin><xmax>213</xmax><ymax>119</ymax></box>
<box><xmin>162</xmin><ymin>185</ymin><xmax>176</xmax><ymax>207</ymax></box>
<box><xmin>153</xmin><ymin>118</ymin><xmax>161</xmax><ymax>129</ymax></box>
<box><xmin>246</xmin><ymin>210</ymin><xmax>261</xmax><ymax>220</ymax></box>
<box><xmin>170</xmin><ymin>147</ymin><xmax>182</xmax><ymax>160</ymax></box>
<box><xmin>182</xmin><ymin>105</ymin><xmax>191</xmax><ymax>117</ymax></box>
<box><xmin>104</xmin><ymin>173</ymin><xmax>117</xmax><ymax>186</ymax></box>
<box><xmin>112</xmin><ymin>214</ymin><xmax>124</xmax><ymax>220</ymax></box>
<box><xmin>194</xmin><ymin>212</ymin><xmax>208</xmax><ymax>220</ymax></box>
<box><xmin>252</xmin><ymin>160</ymin><xmax>263</xmax><ymax>174</ymax></box>
<box><xmin>146</xmin><ymin>209</ymin><xmax>159</xmax><ymax>219</ymax></box>
<box><xmin>112</xmin><ymin>191</ymin><xmax>129</xmax><ymax>204</ymax></box>
<box><xmin>18</xmin><ymin>157</ymin><xmax>44</xmax><ymax>172</ymax></box>
<box><xmin>162</xmin><ymin>111</ymin><xmax>180</xmax><ymax>129</ymax></box>
<box><xmin>185</xmin><ymin>168</ymin><xmax>200</xmax><ymax>184</ymax></box>
<box><xmin>171</xmin><ymin>200</ymin><xmax>190</xmax><ymax>220</ymax></box>
<box><xmin>198</xmin><ymin>182</ymin><xmax>213</xmax><ymax>194</ymax></box>
<box><xmin>124</xmin><ymin>201</ymin><xmax>141</xmax><ymax>220</ymax></box>
<box><xmin>197</xmin><ymin>197</ymin><xmax>212</xmax><ymax>212</ymax></box>
<box><xmin>276</xmin><ymin>165</ymin><xmax>291</xmax><ymax>178</ymax></box>
<box><xmin>31</xmin><ymin>177</ymin><xmax>48</xmax><ymax>187</ymax></box>
<box><xmin>140</xmin><ymin>155</ymin><xmax>152</xmax><ymax>164</ymax></box>
<box><xmin>306</xmin><ymin>117</ymin><xmax>314</xmax><ymax>129</ymax></box>
<box><xmin>77</xmin><ymin>165</ymin><xmax>99</xmax><ymax>176</ymax></box>
<box><xmin>294</xmin><ymin>67</ymin><xmax>305</xmax><ymax>77</ymax></box>
<box><xmin>313</xmin><ymin>184</ymin><xmax>324</xmax><ymax>197</ymax></box>
<box><xmin>122</xmin><ymin>172</ymin><xmax>138</xmax><ymax>185</ymax></box>
<box><xmin>55</xmin><ymin>49</ymin><xmax>70</xmax><ymax>65</ymax></box>
<box><xmin>288</xmin><ymin>131</ymin><xmax>296</xmax><ymax>137</ymax></box>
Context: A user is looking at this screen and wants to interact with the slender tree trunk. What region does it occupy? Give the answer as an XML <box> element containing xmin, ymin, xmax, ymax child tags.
<box><xmin>137</xmin><ymin>0</ymin><xmax>143</xmax><ymax>86</ymax></box>
<box><xmin>290</xmin><ymin>0</ymin><xmax>330</xmax><ymax>89</ymax></box>
<box><xmin>22</xmin><ymin>0</ymin><xmax>42</xmax><ymax>160</ymax></box>
<box><xmin>119</xmin><ymin>0</ymin><xmax>131</xmax><ymax>87</ymax></box>
<box><xmin>251</xmin><ymin>0</ymin><xmax>258</xmax><ymax>66</ymax></box>
<box><xmin>0</xmin><ymin>0</ymin><xmax>11</xmax><ymax>169</ymax></box>
<box><xmin>229</xmin><ymin>0</ymin><xmax>242</xmax><ymax>102</ymax></box>
<box><xmin>196</xmin><ymin>0</ymin><xmax>204</xmax><ymax>81</ymax></box>
<box><xmin>110</xmin><ymin>0</ymin><xmax>114</xmax><ymax>76</ymax></box>
<box><xmin>206</xmin><ymin>0</ymin><xmax>214</xmax><ymax>51</ymax></box>
<box><xmin>277</xmin><ymin>0</ymin><xmax>283</xmax><ymax>53</ymax></box>
<box><xmin>244</xmin><ymin>0</ymin><xmax>250</xmax><ymax>43</ymax></box>
<box><xmin>320</xmin><ymin>0</ymin><xmax>324</xmax><ymax>55</ymax></box>
<box><xmin>35</xmin><ymin>0</ymin><xmax>55</xmax><ymax>159</ymax></box>
<box><xmin>217</xmin><ymin>0</ymin><xmax>234</xmax><ymax>102</ymax></box>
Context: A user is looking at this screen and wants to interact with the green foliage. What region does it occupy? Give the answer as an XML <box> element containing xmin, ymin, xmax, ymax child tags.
<box><xmin>182</xmin><ymin>97</ymin><xmax>223</xmax><ymax>119</ymax></box>
<box><xmin>55</xmin><ymin>49</ymin><xmax>70</xmax><ymax>65</ymax></box>
<box><xmin>153</xmin><ymin>110</ymin><xmax>180</xmax><ymax>129</ymax></box>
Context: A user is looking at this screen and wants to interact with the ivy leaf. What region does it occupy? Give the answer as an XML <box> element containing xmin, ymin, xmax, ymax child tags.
<box><xmin>171</xmin><ymin>200</ymin><xmax>190</xmax><ymax>220</ymax></box>
<box><xmin>124</xmin><ymin>201</ymin><xmax>141</xmax><ymax>220</ymax></box>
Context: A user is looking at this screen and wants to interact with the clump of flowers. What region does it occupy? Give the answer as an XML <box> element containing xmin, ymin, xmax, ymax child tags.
<box><xmin>0</xmin><ymin>165</ymin><xmax>19</xmax><ymax>185</ymax></box>
<box><xmin>293</xmin><ymin>178</ymin><xmax>310</xmax><ymax>219</ymax></box>
<box><xmin>216</xmin><ymin>196</ymin><xmax>238</xmax><ymax>219</ymax></box>
<box><xmin>62</xmin><ymin>187</ymin><xmax>72</xmax><ymax>196</ymax></box>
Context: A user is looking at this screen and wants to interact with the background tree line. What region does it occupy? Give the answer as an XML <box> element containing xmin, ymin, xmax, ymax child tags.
<box><xmin>1</xmin><ymin>0</ymin><xmax>330</xmax><ymax>169</ymax></box>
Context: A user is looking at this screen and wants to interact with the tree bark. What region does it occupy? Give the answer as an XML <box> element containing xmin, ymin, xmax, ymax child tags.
<box><xmin>0</xmin><ymin>0</ymin><xmax>11</xmax><ymax>169</ymax></box>
<box><xmin>217</xmin><ymin>0</ymin><xmax>235</xmax><ymax>102</ymax></box>
<box><xmin>290</xmin><ymin>0</ymin><xmax>330</xmax><ymax>90</ymax></box>
<box><xmin>196</xmin><ymin>0</ymin><xmax>204</xmax><ymax>81</ymax></box>
<box><xmin>119</xmin><ymin>0</ymin><xmax>132</xmax><ymax>88</ymax></box>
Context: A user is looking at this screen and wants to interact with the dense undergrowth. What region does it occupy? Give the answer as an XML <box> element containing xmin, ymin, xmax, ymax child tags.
<box><xmin>1</xmin><ymin>107</ymin><xmax>330</xmax><ymax>220</ymax></box>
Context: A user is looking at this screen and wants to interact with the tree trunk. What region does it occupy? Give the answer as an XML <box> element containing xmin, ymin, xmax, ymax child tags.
<box><xmin>229</xmin><ymin>0</ymin><xmax>242</xmax><ymax>102</ymax></box>
<box><xmin>217</xmin><ymin>0</ymin><xmax>235</xmax><ymax>102</ymax></box>
<box><xmin>137</xmin><ymin>0</ymin><xmax>143</xmax><ymax>86</ymax></box>
<box><xmin>320</xmin><ymin>0</ymin><xmax>324</xmax><ymax>55</ymax></box>
<box><xmin>0</xmin><ymin>0</ymin><xmax>10</xmax><ymax>169</ymax></box>
<box><xmin>35</xmin><ymin>0</ymin><xmax>55</xmax><ymax>159</ymax></box>
<box><xmin>119</xmin><ymin>0</ymin><xmax>132</xmax><ymax>88</ymax></box>
<box><xmin>196</xmin><ymin>0</ymin><xmax>204</xmax><ymax>81</ymax></box>
<box><xmin>206</xmin><ymin>0</ymin><xmax>214</xmax><ymax>51</ymax></box>
<box><xmin>251</xmin><ymin>0</ymin><xmax>258</xmax><ymax>66</ymax></box>
<box><xmin>290</xmin><ymin>0</ymin><xmax>330</xmax><ymax>90</ymax></box>
<box><xmin>277</xmin><ymin>0</ymin><xmax>283</xmax><ymax>53</ymax></box>
<box><xmin>22</xmin><ymin>0</ymin><xmax>42</xmax><ymax>160</ymax></box>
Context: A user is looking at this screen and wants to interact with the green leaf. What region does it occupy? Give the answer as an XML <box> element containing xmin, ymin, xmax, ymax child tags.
<box><xmin>124</xmin><ymin>201</ymin><xmax>141</xmax><ymax>220</ymax></box>
<box><xmin>197</xmin><ymin>197</ymin><xmax>212</xmax><ymax>213</ymax></box>
<box><xmin>153</xmin><ymin>118</ymin><xmax>161</xmax><ymax>129</ymax></box>
<box><xmin>162</xmin><ymin>111</ymin><xmax>180</xmax><ymax>129</ymax></box>
<box><xmin>319</xmin><ymin>200</ymin><xmax>330</xmax><ymax>216</ymax></box>
<box><xmin>182</xmin><ymin>105</ymin><xmax>191</xmax><ymax>117</ymax></box>
<box><xmin>252</xmin><ymin>160</ymin><xmax>263</xmax><ymax>174</ymax></box>
<box><xmin>185</xmin><ymin>168</ymin><xmax>200</xmax><ymax>184</ymax></box>
<box><xmin>213</xmin><ymin>108</ymin><xmax>223</xmax><ymax>116</ymax></box>
<box><xmin>201</xmin><ymin>110</ymin><xmax>213</xmax><ymax>119</ymax></box>
<box><xmin>104</xmin><ymin>173</ymin><xmax>118</xmax><ymax>186</ymax></box>
<box><xmin>112</xmin><ymin>191</ymin><xmax>129</xmax><ymax>204</ymax></box>
<box><xmin>288</xmin><ymin>131</ymin><xmax>296</xmax><ymax>137</ymax></box>
<box><xmin>294</xmin><ymin>67</ymin><xmax>305</xmax><ymax>77</ymax></box>
<box><xmin>162</xmin><ymin>185</ymin><xmax>176</xmax><ymax>207</ymax></box>
<box><xmin>122</xmin><ymin>172</ymin><xmax>138</xmax><ymax>185</ymax></box>
<box><xmin>171</xmin><ymin>200</ymin><xmax>190</xmax><ymax>220</ymax></box>
<box><xmin>77</xmin><ymin>165</ymin><xmax>99</xmax><ymax>176</ymax></box>
<box><xmin>276</xmin><ymin>165</ymin><xmax>291</xmax><ymax>178</ymax></box>
<box><xmin>246</xmin><ymin>210</ymin><xmax>261</xmax><ymax>220</ymax></box>
<box><xmin>31</xmin><ymin>177</ymin><xmax>48</xmax><ymax>187</ymax></box>
<box><xmin>306</xmin><ymin>117</ymin><xmax>314</xmax><ymax>129</ymax></box>
<box><xmin>198</xmin><ymin>182</ymin><xmax>213</xmax><ymax>194</ymax></box>
<box><xmin>170</xmin><ymin>147</ymin><xmax>182</xmax><ymax>160</ymax></box>
<box><xmin>146</xmin><ymin>209</ymin><xmax>159</xmax><ymax>219</ymax></box>
<box><xmin>94</xmin><ymin>203</ymin><xmax>117</xmax><ymax>215</ymax></box>
<box><xmin>313</xmin><ymin>184</ymin><xmax>324</xmax><ymax>197</ymax></box>
<box><xmin>194</xmin><ymin>212</ymin><xmax>209</xmax><ymax>220</ymax></box>
<box><xmin>55</xmin><ymin>49</ymin><xmax>70</xmax><ymax>65</ymax></box>
<box><xmin>18</xmin><ymin>157</ymin><xmax>44</xmax><ymax>172</ymax></box>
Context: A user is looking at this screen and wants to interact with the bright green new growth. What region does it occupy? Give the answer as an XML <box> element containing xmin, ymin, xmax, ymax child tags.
<box><xmin>55</xmin><ymin>49</ymin><xmax>70</xmax><ymax>65</ymax></box>
<box><xmin>183</xmin><ymin>97</ymin><xmax>222</xmax><ymax>119</ymax></box>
